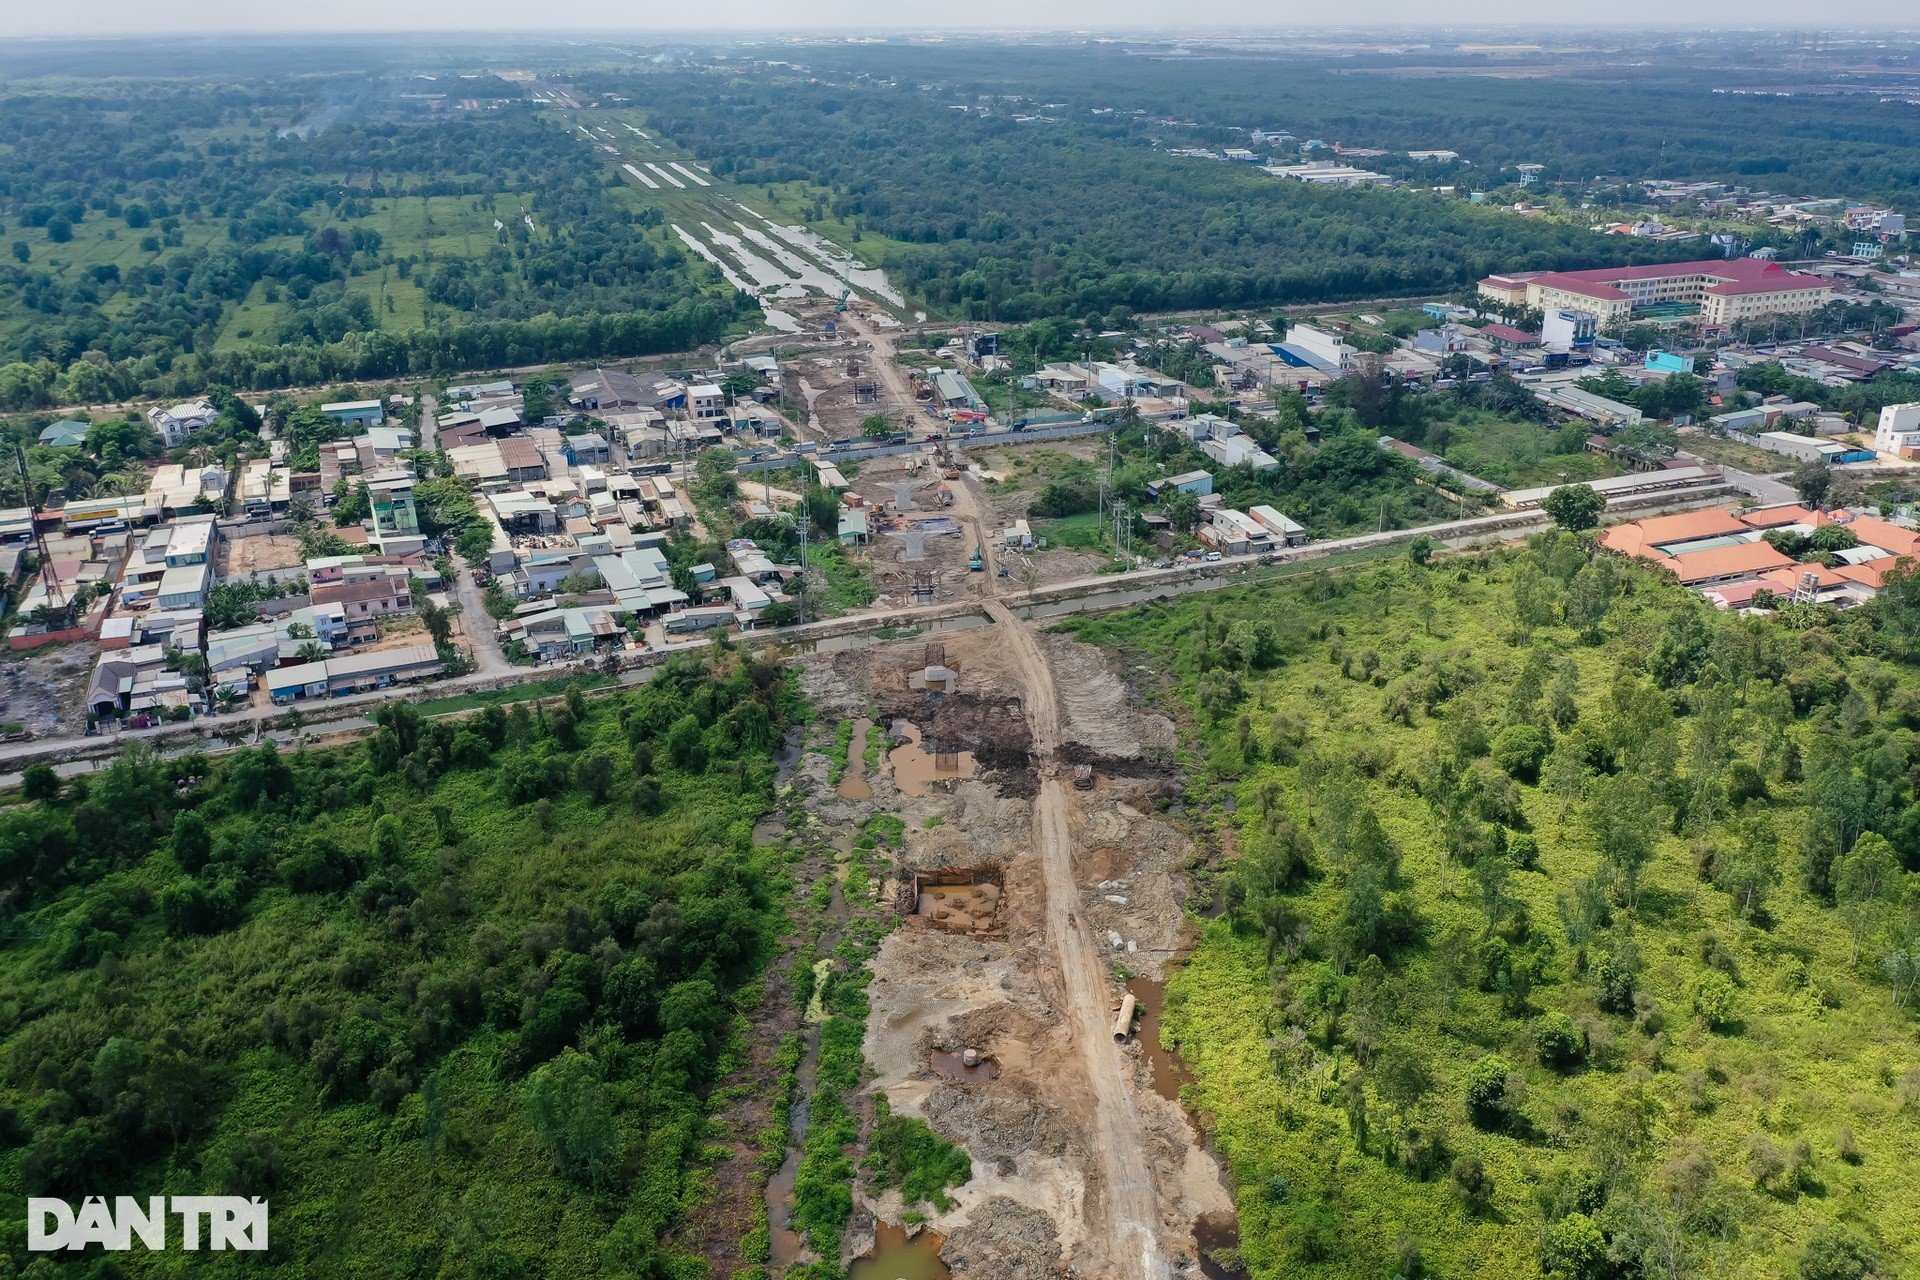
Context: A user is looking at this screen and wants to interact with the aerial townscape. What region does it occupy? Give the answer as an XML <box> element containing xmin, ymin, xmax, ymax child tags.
<box><xmin>5</xmin><ymin>19</ymin><xmax>1920</xmax><ymax>1280</ymax></box>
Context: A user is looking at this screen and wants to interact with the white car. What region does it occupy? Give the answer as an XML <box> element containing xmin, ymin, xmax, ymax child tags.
<box><xmin>1203</xmin><ymin>551</ymin><xmax>1223</xmax><ymax>562</ymax></box>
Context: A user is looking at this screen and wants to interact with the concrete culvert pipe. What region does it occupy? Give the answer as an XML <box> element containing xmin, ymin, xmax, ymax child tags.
<box><xmin>1112</xmin><ymin>993</ymin><xmax>1138</xmax><ymax>1042</ymax></box>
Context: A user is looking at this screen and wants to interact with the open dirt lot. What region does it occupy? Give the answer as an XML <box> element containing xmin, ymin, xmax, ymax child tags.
<box><xmin>0</xmin><ymin>643</ymin><xmax>94</xmax><ymax>737</ymax></box>
<box><xmin>802</xmin><ymin>621</ymin><xmax>1231</xmax><ymax>1279</ymax></box>
<box><xmin>846</xmin><ymin>452</ymin><xmax>994</xmax><ymax>609</ymax></box>
<box><xmin>220</xmin><ymin>531</ymin><xmax>304</xmax><ymax>579</ymax></box>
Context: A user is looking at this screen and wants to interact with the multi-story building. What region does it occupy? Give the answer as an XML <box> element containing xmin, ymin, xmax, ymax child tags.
<box><xmin>1478</xmin><ymin>257</ymin><xmax>1829</xmax><ymax>327</ymax></box>
<box><xmin>1875</xmin><ymin>402</ymin><xmax>1920</xmax><ymax>458</ymax></box>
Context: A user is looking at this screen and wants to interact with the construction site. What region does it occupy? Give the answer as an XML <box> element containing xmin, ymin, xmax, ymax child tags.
<box><xmin>781</xmin><ymin>344</ymin><xmax>896</xmax><ymax>443</ymax></box>
<box><xmin>784</xmin><ymin>601</ymin><xmax>1237</xmax><ymax>1279</ymax></box>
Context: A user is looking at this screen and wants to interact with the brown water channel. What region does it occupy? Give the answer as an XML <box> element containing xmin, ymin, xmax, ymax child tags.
<box><xmin>765</xmin><ymin>1027</ymin><xmax>822</xmax><ymax>1272</ymax></box>
<box><xmin>1127</xmin><ymin>976</ymin><xmax>1249</xmax><ymax>1279</ymax></box>
<box><xmin>837</xmin><ymin>717</ymin><xmax>874</xmax><ymax>800</ymax></box>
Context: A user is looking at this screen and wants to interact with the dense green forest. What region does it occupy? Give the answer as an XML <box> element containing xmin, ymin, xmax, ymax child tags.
<box><xmin>1067</xmin><ymin>543</ymin><xmax>1920</xmax><ymax>1280</ymax></box>
<box><xmin>0</xmin><ymin>653</ymin><xmax>793</xmax><ymax>1275</ymax></box>
<box><xmin>0</xmin><ymin>76</ymin><xmax>743</xmax><ymax>409</ymax></box>
<box><xmin>611</xmin><ymin>70</ymin><xmax>1698</xmax><ymax>325</ymax></box>
<box><xmin>771</xmin><ymin>42</ymin><xmax>1920</xmax><ymax>207</ymax></box>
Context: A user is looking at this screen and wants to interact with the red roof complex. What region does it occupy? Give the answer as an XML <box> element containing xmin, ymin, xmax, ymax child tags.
<box><xmin>1492</xmin><ymin>258</ymin><xmax>1826</xmax><ymax>305</ymax></box>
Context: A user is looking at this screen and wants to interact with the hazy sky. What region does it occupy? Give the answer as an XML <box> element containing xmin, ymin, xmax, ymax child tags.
<box><xmin>7</xmin><ymin>1</ymin><xmax>1905</xmax><ymax>37</ymax></box>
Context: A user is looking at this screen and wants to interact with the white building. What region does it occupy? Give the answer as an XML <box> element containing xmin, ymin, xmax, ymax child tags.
<box><xmin>1284</xmin><ymin>324</ymin><xmax>1355</xmax><ymax>373</ymax></box>
<box><xmin>147</xmin><ymin>400</ymin><xmax>219</xmax><ymax>448</ymax></box>
<box><xmin>688</xmin><ymin>384</ymin><xmax>728</xmax><ymax>423</ymax></box>
<box><xmin>1876</xmin><ymin>402</ymin><xmax>1920</xmax><ymax>457</ymax></box>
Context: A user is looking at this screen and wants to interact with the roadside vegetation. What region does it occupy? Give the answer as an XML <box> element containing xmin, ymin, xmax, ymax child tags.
<box><xmin>1067</xmin><ymin>539</ymin><xmax>1920</xmax><ymax>1280</ymax></box>
<box><xmin>0</xmin><ymin>652</ymin><xmax>794</xmax><ymax>1276</ymax></box>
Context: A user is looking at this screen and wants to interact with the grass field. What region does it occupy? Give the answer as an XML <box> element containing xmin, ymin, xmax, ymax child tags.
<box><xmin>412</xmin><ymin>672</ymin><xmax>613</xmax><ymax>716</ymax></box>
<box><xmin>0</xmin><ymin>658</ymin><xmax>794</xmax><ymax>1277</ymax></box>
<box><xmin>1066</xmin><ymin>543</ymin><xmax>1920</xmax><ymax>1280</ymax></box>
<box><xmin>1434</xmin><ymin>413</ymin><xmax>1623</xmax><ymax>489</ymax></box>
<box><xmin>1680</xmin><ymin>430</ymin><xmax>1796</xmax><ymax>475</ymax></box>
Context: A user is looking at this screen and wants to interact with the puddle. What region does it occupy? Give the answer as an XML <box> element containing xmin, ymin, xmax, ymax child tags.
<box><xmin>1195</xmin><ymin>1211</ymin><xmax>1250</xmax><ymax>1280</ymax></box>
<box><xmin>838</xmin><ymin>717</ymin><xmax>874</xmax><ymax>800</ymax></box>
<box><xmin>888</xmin><ymin>721</ymin><xmax>977</xmax><ymax>795</ymax></box>
<box><xmin>929</xmin><ymin>1049</ymin><xmax>999</xmax><ymax>1082</ymax></box>
<box><xmin>672</xmin><ymin>224</ymin><xmax>804</xmax><ymax>333</ymax></box>
<box><xmin>849</xmin><ymin>1222</ymin><xmax>950</xmax><ymax>1280</ymax></box>
<box><xmin>742</xmin><ymin>204</ymin><xmax>908</xmax><ymax>308</ymax></box>
<box><xmin>1126</xmin><ymin>977</ymin><xmax>1193</xmax><ymax>1105</ymax></box>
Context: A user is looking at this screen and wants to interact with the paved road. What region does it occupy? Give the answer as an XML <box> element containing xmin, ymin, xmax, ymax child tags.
<box><xmin>418</xmin><ymin>393</ymin><xmax>439</xmax><ymax>451</ymax></box>
<box><xmin>453</xmin><ymin>566</ymin><xmax>513</xmax><ymax>677</ymax></box>
<box><xmin>1716</xmin><ymin>464</ymin><xmax>1799</xmax><ymax>506</ymax></box>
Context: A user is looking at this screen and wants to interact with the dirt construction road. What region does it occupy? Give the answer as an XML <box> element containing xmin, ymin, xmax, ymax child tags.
<box><xmin>988</xmin><ymin>598</ymin><xmax>1168</xmax><ymax>1279</ymax></box>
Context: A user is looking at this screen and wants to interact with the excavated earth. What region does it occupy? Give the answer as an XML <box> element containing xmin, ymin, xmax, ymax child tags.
<box><xmin>800</xmin><ymin>624</ymin><xmax>1232</xmax><ymax>1278</ymax></box>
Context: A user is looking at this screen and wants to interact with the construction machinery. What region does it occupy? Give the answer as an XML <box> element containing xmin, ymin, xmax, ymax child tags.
<box><xmin>968</xmin><ymin>545</ymin><xmax>984</xmax><ymax>571</ymax></box>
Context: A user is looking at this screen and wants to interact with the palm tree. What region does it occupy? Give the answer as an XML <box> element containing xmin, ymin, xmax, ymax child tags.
<box><xmin>295</xmin><ymin>642</ymin><xmax>328</xmax><ymax>663</ymax></box>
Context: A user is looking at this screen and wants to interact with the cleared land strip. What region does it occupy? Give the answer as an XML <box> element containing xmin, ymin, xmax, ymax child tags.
<box><xmin>646</xmin><ymin>162</ymin><xmax>687</xmax><ymax>189</ymax></box>
<box><xmin>622</xmin><ymin>163</ymin><xmax>660</xmax><ymax>188</ymax></box>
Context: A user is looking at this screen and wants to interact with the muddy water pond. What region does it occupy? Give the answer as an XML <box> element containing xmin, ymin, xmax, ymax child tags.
<box><xmin>838</xmin><ymin>717</ymin><xmax>874</xmax><ymax>800</ymax></box>
<box><xmin>1195</xmin><ymin>1211</ymin><xmax>1250</xmax><ymax>1280</ymax></box>
<box><xmin>848</xmin><ymin>1222</ymin><xmax>950</xmax><ymax>1280</ymax></box>
<box><xmin>1125</xmin><ymin>977</ymin><xmax>1194</xmax><ymax>1105</ymax></box>
<box><xmin>928</xmin><ymin>1049</ymin><xmax>999</xmax><ymax>1082</ymax></box>
<box><xmin>888</xmin><ymin>721</ymin><xmax>977</xmax><ymax>795</ymax></box>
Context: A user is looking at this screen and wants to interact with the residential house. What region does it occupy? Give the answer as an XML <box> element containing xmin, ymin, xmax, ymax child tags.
<box><xmin>148</xmin><ymin>400</ymin><xmax>219</xmax><ymax>448</ymax></box>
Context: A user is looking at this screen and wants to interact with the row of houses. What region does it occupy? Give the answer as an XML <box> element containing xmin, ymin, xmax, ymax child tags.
<box><xmin>1599</xmin><ymin>503</ymin><xmax>1919</xmax><ymax>610</ymax></box>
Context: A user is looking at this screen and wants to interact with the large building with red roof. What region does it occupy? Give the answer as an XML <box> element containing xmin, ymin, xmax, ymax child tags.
<box><xmin>1601</xmin><ymin>502</ymin><xmax>1917</xmax><ymax>610</ymax></box>
<box><xmin>1478</xmin><ymin>257</ymin><xmax>1830</xmax><ymax>327</ymax></box>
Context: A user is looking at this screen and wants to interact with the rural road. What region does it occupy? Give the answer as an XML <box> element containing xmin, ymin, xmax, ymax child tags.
<box><xmin>846</xmin><ymin>311</ymin><xmax>923</xmax><ymax>430</ymax></box>
<box><xmin>991</xmin><ymin>595</ymin><xmax>1168</xmax><ymax>1280</ymax></box>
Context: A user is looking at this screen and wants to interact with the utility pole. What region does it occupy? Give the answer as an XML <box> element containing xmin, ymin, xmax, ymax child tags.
<box><xmin>798</xmin><ymin>495</ymin><xmax>811</xmax><ymax>623</ymax></box>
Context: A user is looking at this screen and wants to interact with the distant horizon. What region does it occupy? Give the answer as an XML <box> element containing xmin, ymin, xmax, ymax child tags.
<box><xmin>6</xmin><ymin>14</ymin><xmax>1920</xmax><ymax>40</ymax></box>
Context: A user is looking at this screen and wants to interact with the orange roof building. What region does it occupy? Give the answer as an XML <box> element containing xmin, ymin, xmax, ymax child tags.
<box><xmin>1835</xmin><ymin>515</ymin><xmax>1920</xmax><ymax>559</ymax></box>
<box><xmin>1737</xmin><ymin>504</ymin><xmax>1826</xmax><ymax>530</ymax></box>
<box><xmin>1598</xmin><ymin>508</ymin><xmax>1751</xmax><ymax>561</ymax></box>
<box><xmin>1834</xmin><ymin>559</ymin><xmax>1913</xmax><ymax>592</ymax></box>
<box><xmin>1661</xmin><ymin>541</ymin><xmax>1794</xmax><ymax>585</ymax></box>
